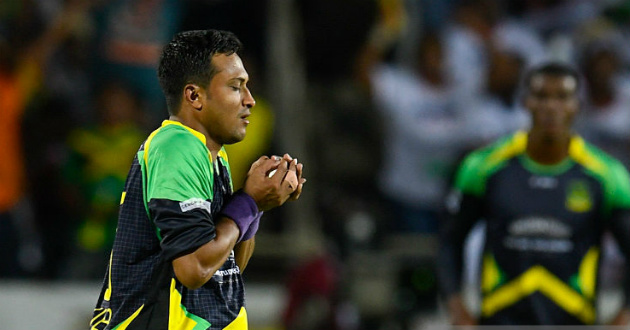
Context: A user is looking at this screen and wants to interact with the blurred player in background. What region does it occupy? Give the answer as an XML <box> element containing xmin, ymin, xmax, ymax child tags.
<box><xmin>90</xmin><ymin>29</ymin><xmax>305</xmax><ymax>330</ymax></box>
<box><xmin>438</xmin><ymin>62</ymin><xmax>630</xmax><ymax>325</ymax></box>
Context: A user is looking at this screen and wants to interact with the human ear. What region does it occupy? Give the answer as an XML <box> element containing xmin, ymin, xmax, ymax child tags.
<box><xmin>184</xmin><ymin>84</ymin><xmax>203</xmax><ymax>111</ymax></box>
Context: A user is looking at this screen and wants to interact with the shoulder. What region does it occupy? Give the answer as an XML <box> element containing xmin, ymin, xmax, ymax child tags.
<box><xmin>570</xmin><ymin>136</ymin><xmax>628</xmax><ymax>179</ymax></box>
<box><xmin>455</xmin><ymin>131</ymin><xmax>527</xmax><ymax>195</ymax></box>
<box><xmin>148</xmin><ymin>125</ymin><xmax>206</xmax><ymax>152</ymax></box>
<box><xmin>571</xmin><ymin>136</ymin><xmax>630</xmax><ymax>204</ymax></box>
<box><xmin>459</xmin><ymin>131</ymin><xmax>527</xmax><ymax>175</ymax></box>
<box><xmin>143</xmin><ymin>124</ymin><xmax>210</xmax><ymax>174</ymax></box>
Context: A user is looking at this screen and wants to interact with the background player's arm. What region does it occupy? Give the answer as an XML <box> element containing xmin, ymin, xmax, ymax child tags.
<box><xmin>438</xmin><ymin>191</ymin><xmax>483</xmax><ymax>325</ymax></box>
<box><xmin>606</xmin><ymin>208</ymin><xmax>630</xmax><ymax>325</ymax></box>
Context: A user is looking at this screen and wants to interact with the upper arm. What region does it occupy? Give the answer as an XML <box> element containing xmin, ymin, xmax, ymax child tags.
<box><xmin>144</xmin><ymin>128</ymin><xmax>217</xmax><ymax>265</ymax></box>
<box><xmin>441</xmin><ymin>150</ymin><xmax>489</xmax><ymax>247</ymax></box>
<box><xmin>605</xmin><ymin>161</ymin><xmax>630</xmax><ymax>257</ymax></box>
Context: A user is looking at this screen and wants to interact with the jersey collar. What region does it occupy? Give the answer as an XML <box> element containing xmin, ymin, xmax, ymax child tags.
<box><xmin>161</xmin><ymin>120</ymin><xmax>207</xmax><ymax>146</ymax></box>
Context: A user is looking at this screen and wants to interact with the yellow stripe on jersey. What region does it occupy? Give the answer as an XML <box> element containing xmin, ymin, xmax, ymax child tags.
<box><xmin>113</xmin><ymin>305</ymin><xmax>145</xmax><ymax>330</ymax></box>
<box><xmin>162</xmin><ymin>120</ymin><xmax>207</xmax><ymax>145</ymax></box>
<box><xmin>486</xmin><ymin>130</ymin><xmax>528</xmax><ymax>168</ymax></box>
<box><xmin>120</xmin><ymin>191</ymin><xmax>127</xmax><ymax>205</ymax></box>
<box><xmin>105</xmin><ymin>252</ymin><xmax>113</xmax><ymax>301</ymax></box>
<box><xmin>218</xmin><ymin>147</ymin><xmax>229</xmax><ymax>163</ymax></box>
<box><xmin>143</xmin><ymin>126</ymin><xmax>161</xmax><ymax>167</ymax></box>
<box><xmin>223</xmin><ymin>307</ymin><xmax>248</xmax><ymax>330</ymax></box>
<box><xmin>569</xmin><ymin>136</ymin><xmax>605</xmax><ymax>175</ymax></box>
<box><xmin>91</xmin><ymin>253</ymin><xmax>115</xmax><ymax>329</ymax></box>
<box><xmin>482</xmin><ymin>265</ymin><xmax>595</xmax><ymax>324</ymax></box>
<box><xmin>482</xmin><ymin>254</ymin><xmax>502</xmax><ymax>294</ymax></box>
<box><xmin>143</xmin><ymin>119</ymin><xmax>207</xmax><ymax>168</ymax></box>
<box><xmin>169</xmin><ymin>279</ymin><xmax>211</xmax><ymax>330</ymax></box>
<box><xmin>578</xmin><ymin>247</ymin><xmax>599</xmax><ymax>300</ymax></box>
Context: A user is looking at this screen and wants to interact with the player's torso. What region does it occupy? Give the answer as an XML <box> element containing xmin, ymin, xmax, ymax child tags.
<box><xmin>480</xmin><ymin>156</ymin><xmax>605</xmax><ymax>325</ymax></box>
<box><xmin>484</xmin><ymin>157</ymin><xmax>605</xmax><ymax>267</ymax></box>
<box><xmin>95</xmin><ymin>150</ymin><xmax>244</xmax><ymax>330</ymax></box>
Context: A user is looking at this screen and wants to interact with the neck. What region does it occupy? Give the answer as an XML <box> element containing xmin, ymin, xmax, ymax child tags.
<box><xmin>526</xmin><ymin>130</ymin><xmax>572</xmax><ymax>165</ymax></box>
<box><xmin>169</xmin><ymin>114</ymin><xmax>220</xmax><ymax>160</ymax></box>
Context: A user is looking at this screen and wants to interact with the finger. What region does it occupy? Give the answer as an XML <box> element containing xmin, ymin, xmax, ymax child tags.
<box><xmin>289</xmin><ymin>177</ymin><xmax>306</xmax><ymax>201</ymax></box>
<box><xmin>289</xmin><ymin>181</ymin><xmax>303</xmax><ymax>201</ymax></box>
<box><xmin>295</xmin><ymin>162</ymin><xmax>303</xmax><ymax>180</ymax></box>
<box><xmin>285</xmin><ymin>159</ymin><xmax>298</xmax><ymax>191</ymax></box>
<box><xmin>251</xmin><ymin>155</ymin><xmax>269</xmax><ymax>167</ymax></box>
<box><xmin>256</xmin><ymin>156</ymin><xmax>283</xmax><ymax>176</ymax></box>
<box><xmin>284</xmin><ymin>179</ymin><xmax>296</xmax><ymax>194</ymax></box>
<box><xmin>248</xmin><ymin>156</ymin><xmax>270</xmax><ymax>175</ymax></box>
<box><xmin>288</xmin><ymin>158</ymin><xmax>298</xmax><ymax>173</ymax></box>
<box><xmin>282</xmin><ymin>153</ymin><xmax>293</xmax><ymax>162</ymax></box>
<box><xmin>271</xmin><ymin>158</ymin><xmax>289</xmax><ymax>184</ymax></box>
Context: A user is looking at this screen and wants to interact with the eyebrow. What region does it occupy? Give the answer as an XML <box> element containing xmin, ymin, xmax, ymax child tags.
<box><xmin>229</xmin><ymin>77</ymin><xmax>247</xmax><ymax>84</ymax></box>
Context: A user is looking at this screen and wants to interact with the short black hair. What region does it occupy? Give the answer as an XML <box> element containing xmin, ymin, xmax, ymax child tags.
<box><xmin>523</xmin><ymin>62</ymin><xmax>581</xmax><ymax>93</ymax></box>
<box><xmin>158</xmin><ymin>29</ymin><xmax>243</xmax><ymax>114</ymax></box>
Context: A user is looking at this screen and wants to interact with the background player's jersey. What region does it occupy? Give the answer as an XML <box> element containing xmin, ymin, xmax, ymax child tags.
<box><xmin>91</xmin><ymin>120</ymin><xmax>246</xmax><ymax>330</ymax></box>
<box><xmin>445</xmin><ymin>131</ymin><xmax>630</xmax><ymax>325</ymax></box>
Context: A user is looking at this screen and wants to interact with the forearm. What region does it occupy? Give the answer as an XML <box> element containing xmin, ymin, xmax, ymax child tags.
<box><xmin>173</xmin><ymin>217</ymin><xmax>239</xmax><ymax>289</ymax></box>
<box><xmin>438</xmin><ymin>193</ymin><xmax>483</xmax><ymax>298</ymax></box>
<box><xmin>234</xmin><ymin>237</ymin><xmax>256</xmax><ymax>272</ymax></box>
<box><xmin>609</xmin><ymin>209</ymin><xmax>630</xmax><ymax>308</ymax></box>
<box><xmin>437</xmin><ymin>237</ymin><xmax>466</xmax><ymax>298</ymax></box>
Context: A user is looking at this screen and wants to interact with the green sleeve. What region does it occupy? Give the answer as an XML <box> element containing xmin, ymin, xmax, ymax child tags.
<box><xmin>144</xmin><ymin>127</ymin><xmax>213</xmax><ymax>203</ymax></box>
<box><xmin>454</xmin><ymin>150</ymin><xmax>488</xmax><ymax>196</ymax></box>
<box><xmin>608</xmin><ymin>160</ymin><xmax>630</xmax><ymax>210</ymax></box>
<box><xmin>454</xmin><ymin>133</ymin><xmax>523</xmax><ymax>196</ymax></box>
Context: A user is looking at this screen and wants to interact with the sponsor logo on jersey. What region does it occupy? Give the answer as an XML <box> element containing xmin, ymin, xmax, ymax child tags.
<box><xmin>508</xmin><ymin>216</ymin><xmax>571</xmax><ymax>238</ymax></box>
<box><xmin>528</xmin><ymin>176</ymin><xmax>558</xmax><ymax>189</ymax></box>
<box><xmin>565</xmin><ymin>180</ymin><xmax>592</xmax><ymax>213</ymax></box>
<box><xmin>179</xmin><ymin>198</ymin><xmax>212</xmax><ymax>214</ymax></box>
<box><xmin>505</xmin><ymin>217</ymin><xmax>574</xmax><ymax>253</ymax></box>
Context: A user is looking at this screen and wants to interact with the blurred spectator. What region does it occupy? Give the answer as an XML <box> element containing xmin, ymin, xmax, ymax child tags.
<box><xmin>91</xmin><ymin>0</ymin><xmax>183</xmax><ymax>128</ymax></box>
<box><xmin>355</xmin><ymin>1</ymin><xmax>471</xmax><ymax>234</ymax></box>
<box><xmin>418</xmin><ymin>0</ymin><xmax>458</xmax><ymax>31</ymax></box>
<box><xmin>575</xmin><ymin>40</ymin><xmax>630</xmax><ymax>167</ymax></box>
<box><xmin>507</xmin><ymin>0</ymin><xmax>607</xmax><ymax>38</ymax></box>
<box><xmin>62</xmin><ymin>81</ymin><xmax>146</xmax><ymax>279</ymax></box>
<box><xmin>603</xmin><ymin>0</ymin><xmax>630</xmax><ymax>68</ymax></box>
<box><xmin>442</xmin><ymin>0</ymin><xmax>546</xmax><ymax>100</ymax></box>
<box><xmin>0</xmin><ymin>0</ymin><xmax>89</xmax><ymax>278</ymax></box>
<box><xmin>464</xmin><ymin>48</ymin><xmax>530</xmax><ymax>145</ymax></box>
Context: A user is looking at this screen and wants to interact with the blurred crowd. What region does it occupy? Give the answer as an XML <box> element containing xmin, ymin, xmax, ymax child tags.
<box><xmin>3</xmin><ymin>0</ymin><xmax>630</xmax><ymax>329</ymax></box>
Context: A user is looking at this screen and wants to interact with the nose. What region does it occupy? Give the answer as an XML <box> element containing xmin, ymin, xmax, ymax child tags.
<box><xmin>243</xmin><ymin>87</ymin><xmax>256</xmax><ymax>109</ymax></box>
<box><xmin>538</xmin><ymin>96</ymin><xmax>565</xmax><ymax>112</ymax></box>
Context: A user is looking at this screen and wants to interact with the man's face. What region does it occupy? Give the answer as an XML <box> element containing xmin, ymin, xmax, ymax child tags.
<box><xmin>200</xmin><ymin>53</ymin><xmax>255</xmax><ymax>146</ymax></box>
<box><xmin>525</xmin><ymin>74</ymin><xmax>579</xmax><ymax>138</ymax></box>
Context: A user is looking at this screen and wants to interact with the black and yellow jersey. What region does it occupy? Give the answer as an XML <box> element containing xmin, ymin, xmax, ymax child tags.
<box><xmin>439</xmin><ymin>131</ymin><xmax>630</xmax><ymax>325</ymax></box>
<box><xmin>91</xmin><ymin>120</ymin><xmax>248</xmax><ymax>330</ymax></box>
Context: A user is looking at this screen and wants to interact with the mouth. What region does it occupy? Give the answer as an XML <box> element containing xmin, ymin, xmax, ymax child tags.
<box><xmin>240</xmin><ymin>112</ymin><xmax>251</xmax><ymax>125</ymax></box>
